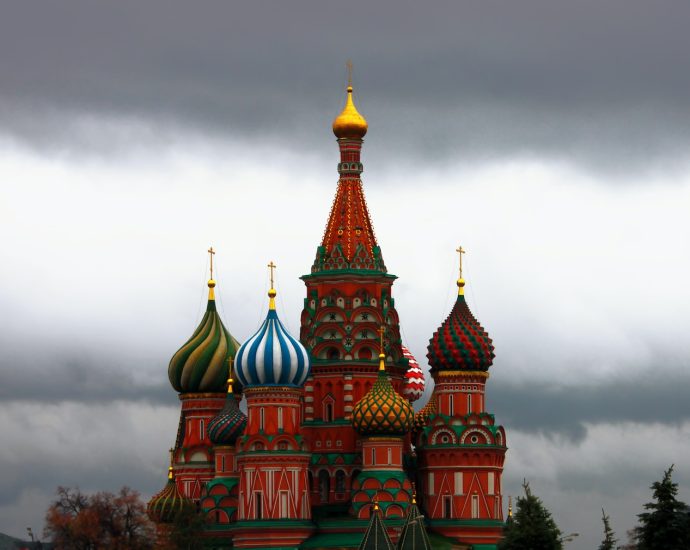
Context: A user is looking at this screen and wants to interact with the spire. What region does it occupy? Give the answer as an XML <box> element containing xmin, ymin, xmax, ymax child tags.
<box><xmin>309</xmin><ymin>71</ymin><xmax>386</xmax><ymax>274</ymax></box>
<box><xmin>456</xmin><ymin>245</ymin><xmax>466</xmax><ymax>296</ymax></box>
<box><xmin>378</xmin><ymin>325</ymin><xmax>386</xmax><ymax>372</ymax></box>
<box><xmin>267</xmin><ymin>260</ymin><xmax>277</xmax><ymax>310</ymax></box>
<box><xmin>208</xmin><ymin>246</ymin><xmax>216</xmax><ymax>300</ymax></box>
<box><xmin>359</xmin><ymin>498</ymin><xmax>394</xmax><ymax>550</ymax></box>
<box><xmin>396</xmin><ymin>486</ymin><xmax>432</xmax><ymax>550</ymax></box>
<box><xmin>333</xmin><ymin>61</ymin><xmax>368</xmax><ymax>140</ymax></box>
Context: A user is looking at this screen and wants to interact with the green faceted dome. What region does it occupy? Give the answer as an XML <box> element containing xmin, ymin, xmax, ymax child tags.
<box><xmin>351</xmin><ymin>355</ymin><xmax>414</xmax><ymax>436</ymax></box>
<box><xmin>168</xmin><ymin>280</ymin><xmax>241</xmax><ymax>393</ymax></box>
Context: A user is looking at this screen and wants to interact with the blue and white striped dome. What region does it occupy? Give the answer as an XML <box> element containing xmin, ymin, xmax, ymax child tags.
<box><xmin>235</xmin><ymin>292</ymin><xmax>310</xmax><ymax>388</ymax></box>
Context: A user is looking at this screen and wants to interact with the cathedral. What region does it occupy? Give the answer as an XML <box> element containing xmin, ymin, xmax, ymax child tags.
<box><xmin>146</xmin><ymin>79</ymin><xmax>508</xmax><ymax>550</ymax></box>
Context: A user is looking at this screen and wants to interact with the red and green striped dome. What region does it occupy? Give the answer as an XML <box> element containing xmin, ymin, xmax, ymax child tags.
<box><xmin>168</xmin><ymin>280</ymin><xmax>241</xmax><ymax>393</ymax></box>
<box><xmin>351</xmin><ymin>358</ymin><xmax>413</xmax><ymax>436</ymax></box>
<box><xmin>147</xmin><ymin>468</ymin><xmax>191</xmax><ymax>524</ymax></box>
<box><xmin>427</xmin><ymin>288</ymin><xmax>494</xmax><ymax>373</ymax></box>
<box><xmin>208</xmin><ymin>381</ymin><xmax>247</xmax><ymax>446</ymax></box>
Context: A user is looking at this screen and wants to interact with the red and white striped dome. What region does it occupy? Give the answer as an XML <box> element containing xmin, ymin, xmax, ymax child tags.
<box><xmin>402</xmin><ymin>345</ymin><xmax>425</xmax><ymax>402</ymax></box>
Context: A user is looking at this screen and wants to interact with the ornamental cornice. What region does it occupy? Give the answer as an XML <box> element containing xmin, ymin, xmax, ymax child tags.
<box><xmin>433</xmin><ymin>370</ymin><xmax>490</xmax><ymax>380</ymax></box>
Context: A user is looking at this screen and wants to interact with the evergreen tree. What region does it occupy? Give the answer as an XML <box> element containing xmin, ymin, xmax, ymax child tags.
<box><xmin>598</xmin><ymin>508</ymin><xmax>617</xmax><ymax>550</ymax></box>
<box><xmin>633</xmin><ymin>465</ymin><xmax>690</xmax><ymax>550</ymax></box>
<box><xmin>498</xmin><ymin>480</ymin><xmax>563</xmax><ymax>550</ymax></box>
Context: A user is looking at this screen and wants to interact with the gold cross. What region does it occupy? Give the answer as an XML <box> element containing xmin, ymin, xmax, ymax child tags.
<box><xmin>208</xmin><ymin>246</ymin><xmax>216</xmax><ymax>279</ymax></box>
<box><xmin>346</xmin><ymin>59</ymin><xmax>353</xmax><ymax>87</ymax></box>
<box><xmin>378</xmin><ymin>325</ymin><xmax>385</xmax><ymax>355</ymax></box>
<box><xmin>267</xmin><ymin>261</ymin><xmax>277</xmax><ymax>288</ymax></box>
<box><xmin>456</xmin><ymin>245</ymin><xmax>466</xmax><ymax>279</ymax></box>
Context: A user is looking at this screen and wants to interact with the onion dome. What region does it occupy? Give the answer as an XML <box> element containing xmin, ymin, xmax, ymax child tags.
<box><xmin>401</xmin><ymin>345</ymin><xmax>425</xmax><ymax>402</ymax></box>
<box><xmin>208</xmin><ymin>374</ymin><xmax>247</xmax><ymax>446</ymax></box>
<box><xmin>333</xmin><ymin>85</ymin><xmax>368</xmax><ymax>139</ymax></box>
<box><xmin>352</xmin><ymin>353</ymin><xmax>414</xmax><ymax>436</ymax></box>
<box><xmin>168</xmin><ymin>279</ymin><xmax>241</xmax><ymax>393</ymax></box>
<box><xmin>147</xmin><ymin>464</ymin><xmax>191</xmax><ymax>524</ymax></box>
<box><xmin>413</xmin><ymin>393</ymin><xmax>438</xmax><ymax>434</ymax></box>
<box><xmin>427</xmin><ymin>277</ymin><xmax>494</xmax><ymax>372</ymax></box>
<box><xmin>412</xmin><ymin>393</ymin><xmax>438</xmax><ymax>434</ymax></box>
<box><xmin>235</xmin><ymin>285</ymin><xmax>310</xmax><ymax>388</ymax></box>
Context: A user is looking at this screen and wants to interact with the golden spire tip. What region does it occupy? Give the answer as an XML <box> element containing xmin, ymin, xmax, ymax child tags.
<box><xmin>207</xmin><ymin>246</ymin><xmax>217</xmax><ymax>300</ymax></box>
<box><xmin>267</xmin><ymin>261</ymin><xmax>277</xmax><ymax>310</ymax></box>
<box><xmin>378</xmin><ymin>326</ymin><xmax>386</xmax><ymax>371</ymax></box>
<box><xmin>456</xmin><ymin>246</ymin><xmax>466</xmax><ymax>296</ymax></box>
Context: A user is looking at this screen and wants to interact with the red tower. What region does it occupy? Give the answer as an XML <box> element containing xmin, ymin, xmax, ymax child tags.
<box><xmin>299</xmin><ymin>83</ymin><xmax>411</xmax><ymax>513</ymax></box>
<box><xmin>415</xmin><ymin>258</ymin><xmax>507</xmax><ymax>547</ymax></box>
<box><xmin>232</xmin><ymin>279</ymin><xmax>314</xmax><ymax>548</ymax></box>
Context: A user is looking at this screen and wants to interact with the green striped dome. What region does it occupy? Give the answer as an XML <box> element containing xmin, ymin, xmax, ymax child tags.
<box><xmin>147</xmin><ymin>468</ymin><xmax>191</xmax><ymax>524</ymax></box>
<box><xmin>168</xmin><ymin>280</ymin><xmax>241</xmax><ymax>393</ymax></box>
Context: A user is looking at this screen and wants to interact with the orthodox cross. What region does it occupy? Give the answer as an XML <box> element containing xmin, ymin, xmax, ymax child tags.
<box><xmin>456</xmin><ymin>245</ymin><xmax>466</xmax><ymax>279</ymax></box>
<box><xmin>346</xmin><ymin>59</ymin><xmax>353</xmax><ymax>87</ymax></box>
<box><xmin>267</xmin><ymin>260</ymin><xmax>277</xmax><ymax>288</ymax></box>
<box><xmin>208</xmin><ymin>246</ymin><xmax>215</xmax><ymax>279</ymax></box>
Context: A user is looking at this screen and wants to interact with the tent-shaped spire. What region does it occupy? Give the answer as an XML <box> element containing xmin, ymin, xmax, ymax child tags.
<box><xmin>310</xmin><ymin>79</ymin><xmax>387</xmax><ymax>274</ymax></box>
<box><xmin>396</xmin><ymin>492</ymin><xmax>432</xmax><ymax>550</ymax></box>
<box><xmin>359</xmin><ymin>501</ymin><xmax>394</xmax><ymax>550</ymax></box>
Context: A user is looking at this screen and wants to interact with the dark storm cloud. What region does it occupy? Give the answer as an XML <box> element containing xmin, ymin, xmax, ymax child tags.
<box><xmin>1</xmin><ymin>0</ymin><xmax>690</xmax><ymax>170</ymax></box>
<box><xmin>490</xmin><ymin>367</ymin><xmax>690</xmax><ymax>442</ymax></box>
<box><xmin>0</xmin><ymin>352</ymin><xmax>174</xmax><ymax>406</ymax></box>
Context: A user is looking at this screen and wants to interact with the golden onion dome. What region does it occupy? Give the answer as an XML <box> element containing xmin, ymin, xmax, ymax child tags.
<box><xmin>332</xmin><ymin>86</ymin><xmax>368</xmax><ymax>139</ymax></box>
<box><xmin>351</xmin><ymin>354</ymin><xmax>413</xmax><ymax>436</ymax></box>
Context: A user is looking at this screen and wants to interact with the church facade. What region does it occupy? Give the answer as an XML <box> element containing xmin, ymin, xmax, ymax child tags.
<box><xmin>147</xmin><ymin>81</ymin><xmax>507</xmax><ymax>550</ymax></box>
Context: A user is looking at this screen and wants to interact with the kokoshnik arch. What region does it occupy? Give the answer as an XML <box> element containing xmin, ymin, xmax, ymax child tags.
<box><xmin>147</xmin><ymin>76</ymin><xmax>508</xmax><ymax>550</ymax></box>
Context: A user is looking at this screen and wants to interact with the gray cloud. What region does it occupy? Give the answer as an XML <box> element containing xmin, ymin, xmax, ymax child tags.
<box><xmin>489</xmin><ymin>367</ymin><xmax>690</xmax><ymax>442</ymax></box>
<box><xmin>2</xmin><ymin>1</ymin><xmax>690</xmax><ymax>170</ymax></box>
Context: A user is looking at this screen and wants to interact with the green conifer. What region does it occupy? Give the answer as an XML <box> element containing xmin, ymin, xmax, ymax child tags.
<box><xmin>633</xmin><ymin>465</ymin><xmax>690</xmax><ymax>550</ymax></box>
<box><xmin>498</xmin><ymin>480</ymin><xmax>563</xmax><ymax>550</ymax></box>
<box><xmin>598</xmin><ymin>508</ymin><xmax>617</xmax><ymax>550</ymax></box>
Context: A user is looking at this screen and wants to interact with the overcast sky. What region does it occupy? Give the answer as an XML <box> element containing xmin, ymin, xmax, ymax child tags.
<box><xmin>1</xmin><ymin>2</ymin><xmax>690</xmax><ymax>548</ymax></box>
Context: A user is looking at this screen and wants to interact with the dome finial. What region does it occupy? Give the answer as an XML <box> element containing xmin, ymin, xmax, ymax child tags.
<box><xmin>378</xmin><ymin>325</ymin><xmax>386</xmax><ymax>371</ymax></box>
<box><xmin>207</xmin><ymin>246</ymin><xmax>216</xmax><ymax>300</ymax></box>
<box><xmin>456</xmin><ymin>245</ymin><xmax>466</xmax><ymax>296</ymax></box>
<box><xmin>332</xmin><ymin>62</ymin><xmax>368</xmax><ymax>139</ymax></box>
<box><xmin>168</xmin><ymin>447</ymin><xmax>174</xmax><ymax>479</ymax></box>
<box><xmin>267</xmin><ymin>260</ymin><xmax>277</xmax><ymax>310</ymax></box>
<box><xmin>227</xmin><ymin>359</ymin><xmax>234</xmax><ymax>393</ymax></box>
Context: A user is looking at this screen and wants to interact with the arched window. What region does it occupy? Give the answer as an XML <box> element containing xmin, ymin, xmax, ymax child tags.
<box><xmin>449</xmin><ymin>394</ymin><xmax>454</xmax><ymax>416</ymax></box>
<box><xmin>327</xmin><ymin>347</ymin><xmax>340</xmax><ymax>360</ymax></box>
<box><xmin>318</xmin><ymin>470</ymin><xmax>330</xmax><ymax>503</ymax></box>
<box><xmin>335</xmin><ymin>470</ymin><xmax>346</xmax><ymax>493</ymax></box>
<box><xmin>278</xmin><ymin>407</ymin><xmax>284</xmax><ymax>430</ymax></box>
<box><xmin>260</xmin><ymin>407</ymin><xmax>265</xmax><ymax>431</ymax></box>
